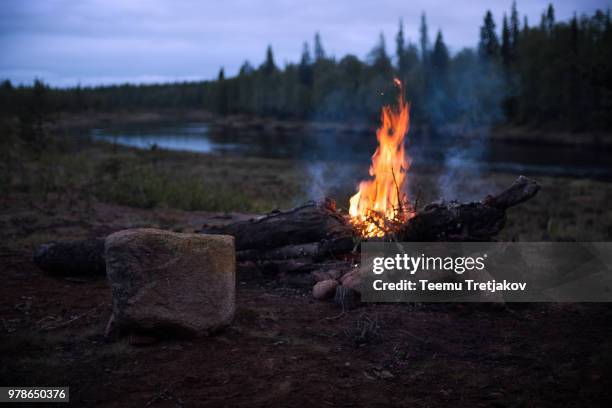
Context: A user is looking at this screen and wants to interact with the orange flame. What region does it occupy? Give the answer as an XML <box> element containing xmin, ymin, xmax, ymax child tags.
<box><xmin>349</xmin><ymin>79</ymin><xmax>413</xmax><ymax>238</ymax></box>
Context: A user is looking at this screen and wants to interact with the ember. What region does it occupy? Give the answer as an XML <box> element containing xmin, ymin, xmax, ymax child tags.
<box><xmin>349</xmin><ymin>79</ymin><xmax>414</xmax><ymax>238</ymax></box>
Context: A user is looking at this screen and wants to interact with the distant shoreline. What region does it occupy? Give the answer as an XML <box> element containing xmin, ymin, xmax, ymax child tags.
<box><xmin>52</xmin><ymin>109</ymin><xmax>612</xmax><ymax>150</ymax></box>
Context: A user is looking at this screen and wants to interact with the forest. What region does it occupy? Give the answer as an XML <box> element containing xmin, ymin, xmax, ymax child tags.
<box><xmin>1</xmin><ymin>3</ymin><xmax>611</xmax><ymax>133</ymax></box>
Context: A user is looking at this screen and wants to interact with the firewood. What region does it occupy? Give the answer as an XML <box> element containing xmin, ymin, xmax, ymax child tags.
<box><xmin>32</xmin><ymin>238</ymin><xmax>106</xmax><ymax>277</ymax></box>
<box><xmin>396</xmin><ymin>176</ymin><xmax>540</xmax><ymax>241</ymax></box>
<box><xmin>31</xmin><ymin>177</ymin><xmax>539</xmax><ymax>277</ymax></box>
<box><xmin>236</xmin><ymin>236</ymin><xmax>354</xmax><ymax>262</ymax></box>
<box><xmin>200</xmin><ymin>197</ymin><xmax>354</xmax><ymax>251</ymax></box>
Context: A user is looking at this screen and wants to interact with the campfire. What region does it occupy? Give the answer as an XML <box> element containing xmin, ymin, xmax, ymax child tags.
<box><xmin>349</xmin><ymin>78</ymin><xmax>414</xmax><ymax>238</ymax></box>
<box><xmin>33</xmin><ymin>79</ymin><xmax>542</xmax><ymax>310</ymax></box>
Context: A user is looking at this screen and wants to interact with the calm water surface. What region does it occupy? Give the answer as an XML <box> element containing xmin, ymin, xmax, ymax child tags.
<box><xmin>90</xmin><ymin>122</ymin><xmax>612</xmax><ymax>180</ymax></box>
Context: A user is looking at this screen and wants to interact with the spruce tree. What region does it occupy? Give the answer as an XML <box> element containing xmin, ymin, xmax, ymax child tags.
<box><xmin>545</xmin><ymin>4</ymin><xmax>555</xmax><ymax>32</ymax></box>
<box><xmin>314</xmin><ymin>32</ymin><xmax>325</xmax><ymax>61</ymax></box>
<box><xmin>510</xmin><ymin>1</ymin><xmax>520</xmax><ymax>51</ymax></box>
<box><xmin>479</xmin><ymin>11</ymin><xmax>500</xmax><ymax>60</ymax></box>
<box><xmin>299</xmin><ymin>42</ymin><xmax>313</xmax><ymax>86</ymax></box>
<box><xmin>419</xmin><ymin>13</ymin><xmax>429</xmax><ymax>62</ymax></box>
<box><xmin>396</xmin><ymin>19</ymin><xmax>407</xmax><ymax>74</ymax></box>
<box><xmin>501</xmin><ymin>14</ymin><xmax>511</xmax><ymax>66</ymax></box>
<box><xmin>431</xmin><ymin>30</ymin><xmax>449</xmax><ymax>74</ymax></box>
<box><xmin>262</xmin><ymin>45</ymin><xmax>276</xmax><ymax>75</ymax></box>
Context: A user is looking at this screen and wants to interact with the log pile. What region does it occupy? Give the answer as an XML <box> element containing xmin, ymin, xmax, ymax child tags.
<box><xmin>33</xmin><ymin>176</ymin><xmax>540</xmax><ymax>308</ymax></box>
<box><xmin>200</xmin><ymin>197</ymin><xmax>356</xmax><ymax>277</ymax></box>
<box><xmin>201</xmin><ymin>176</ymin><xmax>540</xmax><ymax>307</ymax></box>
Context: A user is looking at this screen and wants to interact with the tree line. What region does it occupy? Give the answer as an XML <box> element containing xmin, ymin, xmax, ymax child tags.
<box><xmin>1</xmin><ymin>3</ymin><xmax>611</xmax><ymax>131</ymax></box>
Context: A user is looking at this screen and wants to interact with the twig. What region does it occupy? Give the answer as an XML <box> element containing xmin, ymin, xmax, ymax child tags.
<box><xmin>397</xmin><ymin>329</ymin><xmax>428</xmax><ymax>343</ymax></box>
<box><xmin>320</xmin><ymin>311</ymin><xmax>346</xmax><ymax>322</ymax></box>
<box><xmin>40</xmin><ymin>303</ymin><xmax>105</xmax><ymax>331</ymax></box>
<box><xmin>391</xmin><ymin>165</ymin><xmax>403</xmax><ymax>214</ymax></box>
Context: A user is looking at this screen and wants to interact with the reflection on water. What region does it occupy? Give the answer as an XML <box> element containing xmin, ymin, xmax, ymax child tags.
<box><xmin>91</xmin><ymin>124</ymin><xmax>220</xmax><ymax>153</ymax></box>
<box><xmin>90</xmin><ymin>122</ymin><xmax>612</xmax><ymax>180</ymax></box>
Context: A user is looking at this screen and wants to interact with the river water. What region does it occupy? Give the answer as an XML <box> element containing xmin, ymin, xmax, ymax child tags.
<box><xmin>90</xmin><ymin>121</ymin><xmax>612</xmax><ymax>180</ymax></box>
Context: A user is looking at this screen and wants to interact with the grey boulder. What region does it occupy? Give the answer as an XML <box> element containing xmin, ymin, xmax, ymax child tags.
<box><xmin>105</xmin><ymin>228</ymin><xmax>235</xmax><ymax>336</ymax></box>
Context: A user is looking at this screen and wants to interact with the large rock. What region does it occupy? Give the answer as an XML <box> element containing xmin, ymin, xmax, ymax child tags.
<box><xmin>105</xmin><ymin>228</ymin><xmax>235</xmax><ymax>336</ymax></box>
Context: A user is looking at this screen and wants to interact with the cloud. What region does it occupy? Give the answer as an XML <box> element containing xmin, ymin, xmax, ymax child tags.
<box><xmin>0</xmin><ymin>0</ymin><xmax>607</xmax><ymax>86</ymax></box>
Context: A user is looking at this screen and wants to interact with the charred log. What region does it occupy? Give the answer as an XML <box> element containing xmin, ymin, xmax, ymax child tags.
<box><xmin>200</xmin><ymin>198</ymin><xmax>355</xmax><ymax>251</ymax></box>
<box><xmin>396</xmin><ymin>176</ymin><xmax>540</xmax><ymax>241</ymax></box>
<box><xmin>33</xmin><ymin>238</ymin><xmax>106</xmax><ymax>277</ymax></box>
<box><xmin>237</xmin><ymin>236</ymin><xmax>354</xmax><ymax>262</ymax></box>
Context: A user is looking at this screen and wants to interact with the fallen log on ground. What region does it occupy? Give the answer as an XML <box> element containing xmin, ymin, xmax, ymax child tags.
<box><xmin>396</xmin><ymin>176</ymin><xmax>540</xmax><ymax>241</ymax></box>
<box><xmin>236</xmin><ymin>238</ymin><xmax>354</xmax><ymax>262</ymax></box>
<box><xmin>200</xmin><ymin>197</ymin><xmax>354</xmax><ymax>252</ymax></box>
<box><xmin>32</xmin><ymin>238</ymin><xmax>106</xmax><ymax>277</ymax></box>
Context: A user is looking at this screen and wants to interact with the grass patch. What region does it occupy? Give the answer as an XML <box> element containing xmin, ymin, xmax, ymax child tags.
<box><xmin>2</xmin><ymin>126</ymin><xmax>305</xmax><ymax>213</ymax></box>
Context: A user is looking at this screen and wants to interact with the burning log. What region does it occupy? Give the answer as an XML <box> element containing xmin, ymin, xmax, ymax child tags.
<box><xmin>205</xmin><ymin>176</ymin><xmax>540</xmax><ymax>252</ymax></box>
<box><xmin>395</xmin><ymin>176</ymin><xmax>540</xmax><ymax>241</ymax></box>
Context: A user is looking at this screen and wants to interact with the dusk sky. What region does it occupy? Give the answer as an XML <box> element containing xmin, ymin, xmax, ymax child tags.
<box><xmin>0</xmin><ymin>0</ymin><xmax>608</xmax><ymax>87</ymax></box>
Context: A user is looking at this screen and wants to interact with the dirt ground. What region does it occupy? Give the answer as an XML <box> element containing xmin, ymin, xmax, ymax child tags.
<box><xmin>1</xmin><ymin>193</ymin><xmax>612</xmax><ymax>407</ymax></box>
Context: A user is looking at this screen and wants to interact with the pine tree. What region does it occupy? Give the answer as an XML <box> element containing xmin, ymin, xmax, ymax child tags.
<box><xmin>431</xmin><ymin>30</ymin><xmax>449</xmax><ymax>74</ymax></box>
<box><xmin>314</xmin><ymin>32</ymin><xmax>325</xmax><ymax>61</ymax></box>
<box><xmin>419</xmin><ymin>13</ymin><xmax>430</xmax><ymax>62</ymax></box>
<box><xmin>501</xmin><ymin>14</ymin><xmax>511</xmax><ymax>66</ymax></box>
<box><xmin>299</xmin><ymin>42</ymin><xmax>313</xmax><ymax>86</ymax></box>
<box><xmin>396</xmin><ymin>19</ymin><xmax>407</xmax><ymax>73</ymax></box>
<box><xmin>300</xmin><ymin>42</ymin><xmax>312</xmax><ymax>66</ymax></box>
<box><xmin>479</xmin><ymin>11</ymin><xmax>500</xmax><ymax>60</ymax></box>
<box><xmin>262</xmin><ymin>45</ymin><xmax>276</xmax><ymax>75</ymax></box>
<box><xmin>216</xmin><ymin>68</ymin><xmax>228</xmax><ymax>114</ymax></box>
<box><xmin>369</xmin><ymin>32</ymin><xmax>391</xmax><ymax>72</ymax></box>
<box><xmin>239</xmin><ymin>61</ymin><xmax>253</xmax><ymax>76</ymax></box>
<box><xmin>510</xmin><ymin>1</ymin><xmax>520</xmax><ymax>50</ymax></box>
<box><xmin>545</xmin><ymin>4</ymin><xmax>555</xmax><ymax>32</ymax></box>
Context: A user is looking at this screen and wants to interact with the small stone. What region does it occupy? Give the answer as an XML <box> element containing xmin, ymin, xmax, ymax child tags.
<box><xmin>312</xmin><ymin>279</ymin><xmax>339</xmax><ymax>300</ymax></box>
<box><xmin>340</xmin><ymin>269</ymin><xmax>362</xmax><ymax>292</ymax></box>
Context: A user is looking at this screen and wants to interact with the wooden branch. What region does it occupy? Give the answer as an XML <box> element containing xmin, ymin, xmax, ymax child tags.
<box><xmin>483</xmin><ymin>175</ymin><xmax>540</xmax><ymax>209</ymax></box>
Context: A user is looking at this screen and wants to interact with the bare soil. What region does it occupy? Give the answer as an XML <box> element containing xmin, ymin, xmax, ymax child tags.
<box><xmin>1</xmin><ymin>194</ymin><xmax>612</xmax><ymax>407</ymax></box>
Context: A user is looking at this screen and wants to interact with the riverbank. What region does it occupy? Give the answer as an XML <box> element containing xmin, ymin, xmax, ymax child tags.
<box><xmin>2</xmin><ymin>126</ymin><xmax>612</xmax><ymax>247</ymax></box>
<box><xmin>51</xmin><ymin>110</ymin><xmax>612</xmax><ymax>149</ymax></box>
